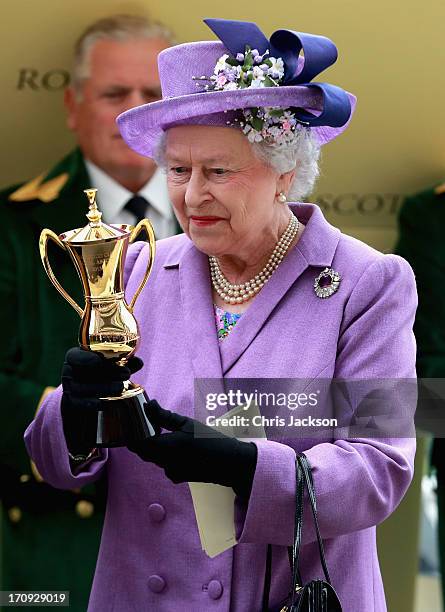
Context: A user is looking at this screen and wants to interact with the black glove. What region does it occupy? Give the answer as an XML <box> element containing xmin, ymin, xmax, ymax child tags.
<box><xmin>128</xmin><ymin>400</ymin><xmax>258</xmax><ymax>501</ymax></box>
<box><xmin>61</xmin><ymin>347</ymin><xmax>143</xmax><ymax>456</ymax></box>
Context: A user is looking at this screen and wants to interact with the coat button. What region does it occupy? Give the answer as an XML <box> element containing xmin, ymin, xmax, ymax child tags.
<box><xmin>148</xmin><ymin>503</ymin><xmax>166</xmax><ymax>523</ymax></box>
<box><xmin>8</xmin><ymin>506</ymin><xmax>22</xmax><ymax>523</ymax></box>
<box><xmin>148</xmin><ymin>575</ymin><xmax>166</xmax><ymax>593</ymax></box>
<box><xmin>208</xmin><ymin>579</ymin><xmax>223</xmax><ymax>600</ymax></box>
<box><xmin>75</xmin><ymin>500</ymin><xmax>94</xmax><ymax>519</ymax></box>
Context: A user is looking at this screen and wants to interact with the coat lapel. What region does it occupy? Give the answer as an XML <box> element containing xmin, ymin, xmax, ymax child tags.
<box><xmin>219</xmin><ymin>203</ymin><xmax>341</xmax><ymax>374</ymax></box>
<box><xmin>173</xmin><ymin>243</ymin><xmax>227</xmax><ymax>417</ymax></box>
<box><xmin>218</xmin><ymin>246</ymin><xmax>309</xmax><ymax>374</ymax></box>
<box><xmin>176</xmin><ymin>243</ymin><xmax>224</xmax><ymax>379</ymax></box>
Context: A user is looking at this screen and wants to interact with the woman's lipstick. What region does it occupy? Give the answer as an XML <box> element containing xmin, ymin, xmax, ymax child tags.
<box><xmin>190</xmin><ymin>216</ymin><xmax>223</xmax><ymax>227</ymax></box>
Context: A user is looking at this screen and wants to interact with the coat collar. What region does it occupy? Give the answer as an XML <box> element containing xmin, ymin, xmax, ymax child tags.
<box><xmin>164</xmin><ymin>203</ymin><xmax>341</xmax><ymax>377</ymax></box>
<box><xmin>292</xmin><ymin>202</ymin><xmax>341</xmax><ymax>267</ymax></box>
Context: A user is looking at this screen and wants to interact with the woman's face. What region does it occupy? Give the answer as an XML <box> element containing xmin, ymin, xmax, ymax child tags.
<box><xmin>165</xmin><ymin>125</ymin><xmax>288</xmax><ymax>258</ymax></box>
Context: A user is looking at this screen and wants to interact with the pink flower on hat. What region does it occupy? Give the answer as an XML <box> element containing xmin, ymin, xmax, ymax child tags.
<box><xmin>216</xmin><ymin>74</ymin><xmax>227</xmax><ymax>87</ymax></box>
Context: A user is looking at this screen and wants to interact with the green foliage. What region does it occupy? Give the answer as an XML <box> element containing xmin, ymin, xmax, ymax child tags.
<box><xmin>250</xmin><ymin>116</ymin><xmax>264</xmax><ymax>131</ymax></box>
<box><xmin>264</xmin><ymin>75</ymin><xmax>278</xmax><ymax>87</ymax></box>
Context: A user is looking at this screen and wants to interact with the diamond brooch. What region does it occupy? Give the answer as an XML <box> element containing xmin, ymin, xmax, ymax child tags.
<box><xmin>314</xmin><ymin>267</ymin><xmax>341</xmax><ymax>299</ymax></box>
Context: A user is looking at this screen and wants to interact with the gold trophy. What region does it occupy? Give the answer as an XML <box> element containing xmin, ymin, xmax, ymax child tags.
<box><xmin>39</xmin><ymin>188</ymin><xmax>156</xmax><ymax>447</ymax></box>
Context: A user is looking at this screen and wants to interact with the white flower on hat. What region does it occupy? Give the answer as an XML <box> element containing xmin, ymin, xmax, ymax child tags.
<box><xmin>213</xmin><ymin>53</ymin><xmax>229</xmax><ymax>75</ymax></box>
<box><xmin>246</xmin><ymin>129</ymin><xmax>264</xmax><ymax>143</ymax></box>
<box><xmin>268</xmin><ymin>57</ymin><xmax>285</xmax><ymax>80</ymax></box>
<box><xmin>250</xmin><ymin>77</ymin><xmax>265</xmax><ymax>88</ymax></box>
<box><xmin>252</xmin><ymin>65</ymin><xmax>264</xmax><ymax>79</ymax></box>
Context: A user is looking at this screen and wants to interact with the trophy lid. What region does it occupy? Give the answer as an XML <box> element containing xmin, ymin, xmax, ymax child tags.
<box><xmin>61</xmin><ymin>189</ymin><xmax>131</xmax><ymax>244</ymax></box>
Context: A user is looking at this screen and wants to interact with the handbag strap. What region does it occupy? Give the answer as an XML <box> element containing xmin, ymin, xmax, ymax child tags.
<box><xmin>262</xmin><ymin>544</ymin><xmax>273</xmax><ymax>612</ymax></box>
<box><xmin>292</xmin><ymin>454</ymin><xmax>304</xmax><ymax>564</ymax></box>
<box><xmin>295</xmin><ymin>453</ymin><xmax>332</xmax><ymax>585</ymax></box>
<box><xmin>289</xmin><ymin>453</ymin><xmax>305</xmax><ymax>606</ymax></box>
<box><xmin>261</xmin><ymin>452</ymin><xmax>333</xmax><ymax>610</ymax></box>
<box><xmin>262</xmin><ymin>456</ymin><xmax>304</xmax><ymax>611</ymax></box>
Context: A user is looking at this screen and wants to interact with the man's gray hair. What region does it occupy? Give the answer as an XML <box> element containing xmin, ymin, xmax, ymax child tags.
<box><xmin>72</xmin><ymin>14</ymin><xmax>175</xmax><ymax>91</ymax></box>
<box><xmin>155</xmin><ymin>125</ymin><xmax>321</xmax><ymax>201</ymax></box>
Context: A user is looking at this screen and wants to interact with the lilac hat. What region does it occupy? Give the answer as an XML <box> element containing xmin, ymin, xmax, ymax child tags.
<box><xmin>117</xmin><ymin>18</ymin><xmax>357</xmax><ymax>158</ymax></box>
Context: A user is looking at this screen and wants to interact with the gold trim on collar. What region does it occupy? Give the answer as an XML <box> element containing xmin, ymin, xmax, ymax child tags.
<box><xmin>9</xmin><ymin>172</ymin><xmax>69</xmax><ymax>203</ymax></box>
<box><xmin>435</xmin><ymin>182</ymin><xmax>445</xmax><ymax>196</ymax></box>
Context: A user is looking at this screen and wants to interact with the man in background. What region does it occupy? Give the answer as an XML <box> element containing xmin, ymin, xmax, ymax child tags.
<box><xmin>0</xmin><ymin>14</ymin><xmax>177</xmax><ymax>611</ymax></box>
<box><xmin>396</xmin><ymin>184</ymin><xmax>445</xmax><ymax>608</ymax></box>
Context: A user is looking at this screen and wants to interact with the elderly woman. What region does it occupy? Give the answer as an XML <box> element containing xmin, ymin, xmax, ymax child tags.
<box><xmin>25</xmin><ymin>18</ymin><xmax>416</xmax><ymax>612</ymax></box>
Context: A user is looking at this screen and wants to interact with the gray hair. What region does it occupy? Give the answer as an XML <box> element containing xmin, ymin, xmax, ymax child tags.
<box><xmin>155</xmin><ymin>125</ymin><xmax>321</xmax><ymax>201</ymax></box>
<box><xmin>250</xmin><ymin>128</ymin><xmax>321</xmax><ymax>200</ymax></box>
<box><xmin>72</xmin><ymin>14</ymin><xmax>175</xmax><ymax>92</ymax></box>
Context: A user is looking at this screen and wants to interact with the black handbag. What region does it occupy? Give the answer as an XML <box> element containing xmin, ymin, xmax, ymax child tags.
<box><xmin>262</xmin><ymin>453</ymin><xmax>342</xmax><ymax>612</ymax></box>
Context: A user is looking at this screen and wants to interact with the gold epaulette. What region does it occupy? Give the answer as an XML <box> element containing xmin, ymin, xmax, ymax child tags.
<box><xmin>8</xmin><ymin>172</ymin><xmax>69</xmax><ymax>203</ymax></box>
<box><xmin>434</xmin><ymin>182</ymin><xmax>445</xmax><ymax>196</ymax></box>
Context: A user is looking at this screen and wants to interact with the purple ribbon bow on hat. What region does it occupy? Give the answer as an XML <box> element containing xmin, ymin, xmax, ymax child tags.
<box><xmin>204</xmin><ymin>18</ymin><xmax>351</xmax><ymax>128</ymax></box>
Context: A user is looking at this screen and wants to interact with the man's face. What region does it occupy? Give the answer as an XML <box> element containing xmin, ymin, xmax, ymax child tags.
<box><xmin>65</xmin><ymin>37</ymin><xmax>169</xmax><ymax>188</ymax></box>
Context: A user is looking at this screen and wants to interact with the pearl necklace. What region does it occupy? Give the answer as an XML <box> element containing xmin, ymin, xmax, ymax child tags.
<box><xmin>209</xmin><ymin>214</ymin><xmax>300</xmax><ymax>304</ymax></box>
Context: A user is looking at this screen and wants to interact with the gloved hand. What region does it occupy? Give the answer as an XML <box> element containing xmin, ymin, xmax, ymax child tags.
<box><xmin>61</xmin><ymin>347</ymin><xmax>143</xmax><ymax>456</ymax></box>
<box><xmin>128</xmin><ymin>400</ymin><xmax>258</xmax><ymax>501</ymax></box>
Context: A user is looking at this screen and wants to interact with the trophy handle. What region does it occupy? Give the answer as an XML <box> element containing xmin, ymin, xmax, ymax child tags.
<box><xmin>39</xmin><ymin>229</ymin><xmax>84</xmax><ymax>317</ymax></box>
<box><xmin>127</xmin><ymin>219</ymin><xmax>156</xmax><ymax>313</ymax></box>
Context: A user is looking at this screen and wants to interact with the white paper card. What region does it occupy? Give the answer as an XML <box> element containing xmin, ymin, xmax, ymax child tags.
<box><xmin>189</xmin><ymin>402</ymin><xmax>267</xmax><ymax>558</ymax></box>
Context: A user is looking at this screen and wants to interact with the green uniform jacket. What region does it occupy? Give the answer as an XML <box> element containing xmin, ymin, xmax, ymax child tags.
<box><xmin>395</xmin><ymin>183</ymin><xmax>445</xmax><ymax>602</ymax></box>
<box><xmin>0</xmin><ymin>149</ymin><xmax>106</xmax><ymax>611</ymax></box>
<box><xmin>396</xmin><ymin>185</ymin><xmax>445</xmax><ymax>381</ymax></box>
<box><xmin>395</xmin><ymin>185</ymin><xmax>445</xmax><ymax>466</ymax></box>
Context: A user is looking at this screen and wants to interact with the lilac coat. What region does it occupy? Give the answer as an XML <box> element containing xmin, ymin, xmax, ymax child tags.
<box><xmin>25</xmin><ymin>203</ymin><xmax>417</xmax><ymax>612</ymax></box>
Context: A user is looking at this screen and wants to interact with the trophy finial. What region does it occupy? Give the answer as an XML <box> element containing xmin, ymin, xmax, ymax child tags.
<box><xmin>84</xmin><ymin>188</ymin><xmax>102</xmax><ymax>226</ymax></box>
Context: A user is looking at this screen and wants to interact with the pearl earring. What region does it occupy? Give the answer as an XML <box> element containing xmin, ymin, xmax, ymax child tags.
<box><xmin>278</xmin><ymin>192</ymin><xmax>287</xmax><ymax>204</ymax></box>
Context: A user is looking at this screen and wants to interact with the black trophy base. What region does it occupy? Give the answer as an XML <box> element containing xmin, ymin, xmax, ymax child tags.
<box><xmin>96</xmin><ymin>388</ymin><xmax>157</xmax><ymax>447</ymax></box>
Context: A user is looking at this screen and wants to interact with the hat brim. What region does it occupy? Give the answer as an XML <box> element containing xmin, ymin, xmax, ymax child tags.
<box><xmin>117</xmin><ymin>85</ymin><xmax>357</xmax><ymax>158</ymax></box>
